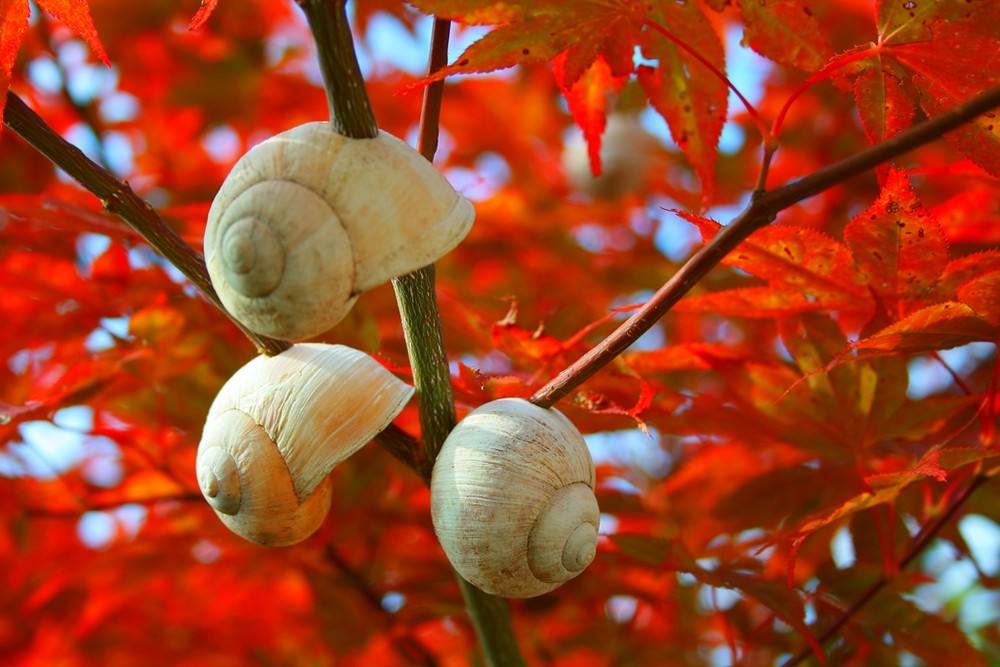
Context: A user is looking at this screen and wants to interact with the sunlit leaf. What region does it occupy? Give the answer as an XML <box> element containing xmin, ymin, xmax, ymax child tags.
<box><xmin>844</xmin><ymin>167</ymin><xmax>949</xmax><ymax>319</ymax></box>
<box><xmin>637</xmin><ymin>1</ymin><xmax>726</xmax><ymax>201</ymax></box>
<box><xmin>851</xmin><ymin>301</ymin><xmax>998</xmax><ymax>353</ymax></box>
<box><xmin>738</xmin><ymin>0</ymin><xmax>834</xmax><ymax>71</ymax></box>
<box><xmin>188</xmin><ymin>0</ymin><xmax>218</xmax><ymax>30</ymax></box>
<box><xmin>958</xmin><ymin>269</ymin><xmax>1000</xmax><ymax>326</ymax></box>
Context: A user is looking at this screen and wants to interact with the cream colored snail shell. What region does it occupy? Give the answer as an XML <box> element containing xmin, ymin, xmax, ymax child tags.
<box><xmin>204</xmin><ymin>121</ymin><xmax>475</xmax><ymax>341</ymax></box>
<box><xmin>430</xmin><ymin>398</ymin><xmax>600</xmax><ymax>598</ymax></box>
<box><xmin>196</xmin><ymin>343</ymin><xmax>414</xmax><ymax>546</ymax></box>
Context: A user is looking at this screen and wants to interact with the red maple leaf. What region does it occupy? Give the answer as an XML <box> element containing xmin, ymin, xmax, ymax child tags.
<box><xmin>409</xmin><ymin>0</ymin><xmax>727</xmax><ymax>199</ymax></box>
<box><xmin>0</xmin><ymin>0</ymin><xmax>109</xmax><ymax>122</ymax></box>
<box><xmin>846</xmin><ymin>0</ymin><xmax>1000</xmax><ymax>174</ymax></box>
<box><xmin>844</xmin><ymin>167</ymin><xmax>950</xmax><ymax>320</ymax></box>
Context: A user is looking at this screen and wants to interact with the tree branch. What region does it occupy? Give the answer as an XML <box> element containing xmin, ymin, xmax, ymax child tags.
<box><xmin>324</xmin><ymin>545</ymin><xmax>441</xmax><ymax>667</ymax></box>
<box><xmin>295</xmin><ymin>0</ymin><xmax>377</xmax><ymax>138</ymax></box>
<box><xmin>297</xmin><ymin>6</ymin><xmax>525</xmax><ymax>665</ymax></box>
<box><xmin>531</xmin><ymin>83</ymin><xmax>1000</xmax><ymax>408</ymax></box>
<box><xmin>2</xmin><ymin>91</ymin><xmax>291</xmax><ymax>358</ymax></box>
<box><xmin>391</xmin><ymin>265</ymin><xmax>456</xmax><ymax>483</ymax></box>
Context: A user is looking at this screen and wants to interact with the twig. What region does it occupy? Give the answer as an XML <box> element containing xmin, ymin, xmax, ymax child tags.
<box><xmin>779</xmin><ymin>473</ymin><xmax>991</xmax><ymax>666</ymax></box>
<box><xmin>324</xmin><ymin>545</ymin><xmax>441</xmax><ymax>667</ymax></box>
<box><xmin>373</xmin><ymin>423</ymin><xmax>424</xmax><ymax>470</ymax></box>
<box><xmin>530</xmin><ymin>83</ymin><xmax>1000</xmax><ymax>408</ymax></box>
<box><xmin>391</xmin><ymin>265</ymin><xmax>456</xmax><ymax>482</ymax></box>
<box><xmin>2</xmin><ymin>91</ymin><xmax>291</xmax><ymax>358</ymax></box>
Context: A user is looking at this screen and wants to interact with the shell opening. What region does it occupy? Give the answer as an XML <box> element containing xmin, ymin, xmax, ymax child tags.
<box><xmin>220</xmin><ymin>217</ymin><xmax>285</xmax><ymax>298</ymax></box>
<box><xmin>527</xmin><ymin>482</ymin><xmax>600</xmax><ymax>584</ymax></box>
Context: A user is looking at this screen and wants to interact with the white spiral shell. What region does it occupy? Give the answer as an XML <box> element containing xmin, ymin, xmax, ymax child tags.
<box><xmin>204</xmin><ymin>122</ymin><xmax>475</xmax><ymax>341</ymax></box>
<box><xmin>430</xmin><ymin>398</ymin><xmax>600</xmax><ymax>598</ymax></box>
<box><xmin>196</xmin><ymin>343</ymin><xmax>414</xmax><ymax>546</ymax></box>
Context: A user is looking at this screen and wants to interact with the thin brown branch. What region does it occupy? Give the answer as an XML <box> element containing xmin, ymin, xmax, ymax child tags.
<box><xmin>388</xmin><ymin>16</ymin><xmax>460</xmax><ymax>483</ymax></box>
<box><xmin>373</xmin><ymin>423</ymin><xmax>425</xmax><ymax>470</ymax></box>
<box><xmin>531</xmin><ymin>83</ymin><xmax>1000</xmax><ymax>408</ymax></box>
<box><xmin>416</xmin><ymin>18</ymin><xmax>451</xmax><ymax>163</ymax></box>
<box><xmin>2</xmin><ymin>91</ymin><xmax>291</xmax><ymax>358</ymax></box>
<box><xmin>399</xmin><ymin>17</ymin><xmax>459</xmax><ymax>483</ymax></box>
<box><xmin>763</xmin><ymin>85</ymin><xmax>1000</xmax><ymax>211</ymax></box>
<box><xmin>780</xmin><ymin>473</ymin><xmax>992</xmax><ymax>667</ymax></box>
<box><xmin>324</xmin><ymin>545</ymin><xmax>441</xmax><ymax>667</ymax></box>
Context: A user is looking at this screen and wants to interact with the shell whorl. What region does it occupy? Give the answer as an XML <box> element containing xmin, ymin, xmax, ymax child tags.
<box><xmin>527</xmin><ymin>482</ymin><xmax>600</xmax><ymax>583</ymax></box>
<box><xmin>197</xmin><ymin>408</ymin><xmax>335</xmax><ymax>546</ymax></box>
<box><xmin>196</xmin><ymin>343</ymin><xmax>415</xmax><ymax>546</ymax></box>
<box><xmin>430</xmin><ymin>398</ymin><xmax>600</xmax><ymax>598</ymax></box>
<box><xmin>205</xmin><ymin>122</ymin><xmax>475</xmax><ymax>341</ymax></box>
<box><xmin>205</xmin><ymin>135</ymin><xmax>357</xmax><ymax>341</ymax></box>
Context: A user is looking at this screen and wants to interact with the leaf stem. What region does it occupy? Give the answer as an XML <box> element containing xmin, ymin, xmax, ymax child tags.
<box><xmin>531</xmin><ymin>83</ymin><xmax>1000</xmax><ymax>408</ymax></box>
<box><xmin>770</xmin><ymin>45</ymin><xmax>879</xmax><ymax>143</ymax></box>
<box><xmin>2</xmin><ymin>91</ymin><xmax>291</xmax><ymax>358</ymax></box>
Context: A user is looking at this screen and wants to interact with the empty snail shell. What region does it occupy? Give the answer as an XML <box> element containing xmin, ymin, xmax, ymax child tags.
<box><xmin>196</xmin><ymin>343</ymin><xmax>414</xmax><ymax>546</ymax></box>
<box><xmin>204</xmin><ymin>121</ymin><xmax>475</xmax><ymax>341</ymax></box>
<box><xmin>430</xmin><ymin>398</ymin><xmax>600</xmax><ymax>598</ymax></box>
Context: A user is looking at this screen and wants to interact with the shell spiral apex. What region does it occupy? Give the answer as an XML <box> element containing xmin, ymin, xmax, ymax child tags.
<box><xmin>205</xmin><ymin>122</ymin><xmax>475</xmax><ymax>341</ymax></box>
<box><xmin>430</xmin><ymin>398</ymin><xmax>599</xmax><ymax>598</ymax></box>
<box><xmin>196</xmin><ymin>343</ymin><xmax>415</xmax><ymax>546</ymax></box>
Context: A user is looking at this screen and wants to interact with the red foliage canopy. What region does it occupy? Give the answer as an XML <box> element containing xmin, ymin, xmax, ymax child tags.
<box><xmin>1</xmin><ymin>0</ymin><xmax>999</xmax><ymax>665</ymax></box>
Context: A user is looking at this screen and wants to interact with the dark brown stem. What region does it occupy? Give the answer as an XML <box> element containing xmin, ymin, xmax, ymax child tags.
<box><xmin>2</xmin><ymin>91</ymin><xmax>291</xmax><ymax>357</ymax></box>
<box><xmin>4</xmin><ymin>87</ymin><xmax>425</xmax><ymax>468</ymax></box>
<box><xmin>295</xmin><ymin>0</ymin><xmax>377</xmax><ymax>137</ymax></box>
<box><xmin>373</xmin><ymin>423</ymin><xmax>424</xmax><ymax>470</ymax></box>
<box><xmin>762</xmin><ymin>84</ymin><xmax>1000</xmax><ymax>211</ymax></box>
<box><xmin>324</xmin><ymin>545</ymin><xmax>440</xmax><ymax>667</ymax></box>
<box><xmin>780</xmin><ymin>473</ymin><xmax>992</xmax><ymax>667</ymax></box>
<box><xmin>531</xmin><ymin>83</ymin><xmax>1000</xmax><ymax>408</ymax></box>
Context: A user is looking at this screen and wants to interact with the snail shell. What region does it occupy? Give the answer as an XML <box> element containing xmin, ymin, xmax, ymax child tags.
<box><xmin>196</xmin><ymin>343</ymin><xmax>414</xmax><ymax>546</ymax></box>
<box><xmin>430</xmin><ymin>398</ymin><xmax>600</xmax><ymax>598</ymax></box>
<box><xmin>204</xmin><ymin>122</ymin><xmax>475</xmax><ymax>341</ymax></box>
